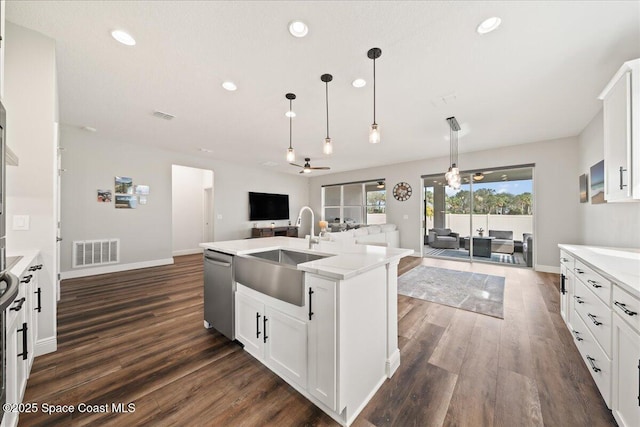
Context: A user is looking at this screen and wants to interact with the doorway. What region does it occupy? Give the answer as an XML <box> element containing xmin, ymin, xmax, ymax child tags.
<box><xmin>422</xmin><ymin>165</ymin><xmax>534</xmax><ymax>268</ymax></box>
<box><xmin>171</xmin><ymin>165</ymin><xmax>214</xmax><ymax>256</ymax></box>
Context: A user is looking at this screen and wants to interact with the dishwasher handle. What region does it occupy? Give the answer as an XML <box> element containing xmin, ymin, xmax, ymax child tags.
<box><xmin>205</xmin><ymin>259</ymin><xmax>231</xmax><ymax>267</ymax></box>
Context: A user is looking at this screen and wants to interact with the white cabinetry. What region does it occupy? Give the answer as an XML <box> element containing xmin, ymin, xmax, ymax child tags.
<box><xmin>559</xmin><ymin>251</ymin><xmax>574</xmax><ymax>325</ymax></box>
<box><xmin>235</xmin><ymin>290</ymin><xmax>308</xmax><ymax>389</ymax></box>
<box><xmin>611</xmin><ymin>286</ymin><xmax>640</xmax><ymax>427</ymax></box>
<box><xmin>3</xmin><ymin>255</ymin><xmax>42</xmax><ymax>427</ymax></box>
<box><xmin>599</xmin><ymin>58</ymin><xmax>640</xmax><ymax>202</ymax></box>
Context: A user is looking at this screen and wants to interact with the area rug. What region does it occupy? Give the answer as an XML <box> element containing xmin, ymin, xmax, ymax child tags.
<box><xmin>398</xmin><ymin>265</ymin><xmax>505</xmax><ymax>318</ymax></box>
<box><xmin>426</xmin><ymin>248</ymin><xmax>525</xmax><ymax>266</ymax></box>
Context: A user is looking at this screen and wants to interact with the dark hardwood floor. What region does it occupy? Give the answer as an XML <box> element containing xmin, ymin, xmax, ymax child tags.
<box><xmin>20</xmin><ymin>254</ymin><xmax>615</xmax><ymax>426</ymax></box>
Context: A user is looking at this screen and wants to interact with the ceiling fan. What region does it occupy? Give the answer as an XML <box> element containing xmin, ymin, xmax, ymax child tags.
<box><xmin>290</xmin><ymin>158</ymin><xmax>330</xmax><ymax>174</ymax></box>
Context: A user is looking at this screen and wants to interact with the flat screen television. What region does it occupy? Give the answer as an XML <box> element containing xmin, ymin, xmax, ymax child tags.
<box><xmin>249</xmin><ymin>192</ymin><xmax>290</xmax><ymax>221</ymax></box>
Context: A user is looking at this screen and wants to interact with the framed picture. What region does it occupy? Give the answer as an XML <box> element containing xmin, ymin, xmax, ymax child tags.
<box><xmin>590</xmin><ymin>160</ymin><xmax>606</xmax><ymax>204</ymax></box>
<box><xmin>115</xmin><ymin>176</ymin><xmax>133</xmax><ymax>194</ymax></box>
<box><xmin>579</xmin><ymin>174</ymin><xmax>588</xmax><ymax>203</ymax></box>
<box><xmin>135</xmin><ymin>185</ymin><xmax>149</xmax><ymax>195</ymax></box>
<box><xmin>115</xmin><ymin>195</ymin><xmax>137</xmax><ymax>209</ymax></box>
<box><xmin>138</xmin><ymin>196</ymin><xmax>147</xmax><ymax>205</ymax></box>
<box><xmin>97</xmin><ymin>189</ymin><xmax>112</xmax><ymax>203</ymax></box>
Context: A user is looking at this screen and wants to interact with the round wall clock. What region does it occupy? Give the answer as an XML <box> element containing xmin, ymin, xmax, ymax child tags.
<box><xmin>392</xmin><ymin>182</ymin><xmax>412</xmax><ymax>201</ymax></box>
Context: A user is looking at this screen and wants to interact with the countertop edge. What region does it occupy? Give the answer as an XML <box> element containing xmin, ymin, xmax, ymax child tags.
<box><xmin>8</xmin><ymin>250</ymin><xmax>40</xmax><ymax>277</ymax></box>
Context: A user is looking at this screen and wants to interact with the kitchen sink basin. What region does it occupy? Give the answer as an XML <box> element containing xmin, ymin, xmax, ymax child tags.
<box><xmin>235</xmin><ymin>249</ymin><xmax>332</xmax><ymax>306</ymax></box>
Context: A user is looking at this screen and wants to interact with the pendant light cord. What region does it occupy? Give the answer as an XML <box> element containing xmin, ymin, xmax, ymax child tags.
<box><xmin>289</xmin><ymin>98</ymin><xmax>293</xmax><ymax>150</ymax></box>
<box><xmin>326</xmin><ymin>81</ymin><xmax>330</xmax><ymax>138</ymax></box>
<box><xmin>373</xmin><ymin>56</ymin><xmax>377</xmax><ymax>125</ymax></box>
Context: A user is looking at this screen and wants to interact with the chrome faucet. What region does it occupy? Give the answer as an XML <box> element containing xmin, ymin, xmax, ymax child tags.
<box><xmin>296</xmin><ymin>206</ymin><xmax>319</xmax><ymax>248</ymax></box>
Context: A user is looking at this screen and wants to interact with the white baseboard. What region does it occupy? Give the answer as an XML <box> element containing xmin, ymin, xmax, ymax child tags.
<box><xmin>172</xmin><ymin>248</ymin><xmax>204</xmax><ymax>256</ymax></box>
<box><xmin>386</xmin><ymin>348</ymin><xmax>401</xmax><ymax>377</ymax></box>
<box><xmin>536</xmin><ymin>264</ymin><xmax>560</xmax><ymax>274</ymax></box>
<box><xmin>60</xmin><ymin>258</ymin><xmax>175</xmax><ymax>279</ymax></box>
<box><xmin>35</xmin><ymin>336</ymin><xmax>57</xmax><ymax>356</ymax></box>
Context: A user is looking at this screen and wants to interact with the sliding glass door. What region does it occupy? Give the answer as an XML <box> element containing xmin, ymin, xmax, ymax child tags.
<box><xmin>422</xmin><ymin>166</ymin><xmax>534</xmax><ymax>268</ymax></box>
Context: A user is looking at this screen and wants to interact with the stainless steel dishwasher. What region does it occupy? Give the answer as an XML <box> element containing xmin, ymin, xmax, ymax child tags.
<box><xmin>203</xmin><ymin>250</ymin><xmax>234</xmax><ymax>340</ymax></box>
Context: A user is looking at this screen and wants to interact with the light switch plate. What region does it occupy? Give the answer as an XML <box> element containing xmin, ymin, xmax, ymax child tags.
<box><xmin>403</xmin><ymin>214</ymin><xmax>409</xmax><ymax>220</ymax></box>
<box><xmin>216</xmin><ymin>214</ymin><xmax>223</xmax><ymax>220</ymax></box>
<box><xmin>13</xmin><ymin>215</ymin><xmax>30</xmax><ymax>231</ymax></box>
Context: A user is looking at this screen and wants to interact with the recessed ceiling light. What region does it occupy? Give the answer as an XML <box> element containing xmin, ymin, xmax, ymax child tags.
<box><xmin>222</xmin><ymin>81</ymin><xmax>237</xmax><ymax>91</ymax></box>
<box><xmin>285</xmin><ymin>111</ymin><xmax>296</xmax><ymax>118</ymax></box>
<box><xmin>81</xmin><ymin>126</ymin><xmax>97</xmax><ymax>132</ymax></box>
<box><xmin>111</xmin><ymin>30</ymin><xmax>136</xmax><ymax>46</ymax></box>
<box><xmin>476</xmin><ymin>17</ymin><xmax>502</xmax><ymax>34</ymax></box>
<box><xmin>352</xmin><ymin>78</ymin><xmax>366</xmax><ymax>88</ymax></box>
<box><xmin>288</xmin><ymin>21</ymin><xmax>308</xmax><ymax>38</ymax></box>
<box><xmin>199</xmin><ymin>148</ymin><xmax>213</xmax><ymax>153</ymax></box>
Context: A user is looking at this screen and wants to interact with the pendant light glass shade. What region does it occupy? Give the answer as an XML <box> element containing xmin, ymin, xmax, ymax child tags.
<box><xmin>323</xmin><ymin>137</ymin><xmax>333</xmax><ymax>155</ymax></box>
<box><xmin>285</xmin><ymin>93</ymin><xmax>296</xmax><ymax>162</ymax></box>
<box><xmin>367</xmin><ymin>48</ymin><xmax>382</xmax><ymax>144</ymax></box>
<box><xmin>445</xmin><ymin>117</ymin><xmax>461</xmax><ymax>189</ymax></box>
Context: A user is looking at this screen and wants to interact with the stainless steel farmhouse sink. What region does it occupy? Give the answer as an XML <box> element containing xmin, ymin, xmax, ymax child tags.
<box><xmin>235</xmin><ymin>249</ymin><xmax>332</xmax><ymax>306</ymax></box>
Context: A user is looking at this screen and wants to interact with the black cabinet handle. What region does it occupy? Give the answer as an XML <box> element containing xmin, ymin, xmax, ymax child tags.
<box><xmin>10</xmin><ymin>297</ymin><xmax>25</xmax><ymax>312</ymax></box>
<box><xmin>587</xmin><ymin>279</ymin><xmax>602</xmax><ymax>289</ymax></box>
<box><xmin>572</xmin><ymin>329</ymin><xmax>583</xmax><ymax>342</ymax></box>
<box><xmin>28</xmin><ymin>264</ymin><xmax>43</xmax><ymax>272</ymax></box>
<box><xmin>574</xmin><ymin>268</ymin><xmax>584</xmax><ymax>274</ymax></box>
<box><xmin>619</xmin><ymin>166</ymin><xmax>627</xmax><ymax>190</ymax></box>
<box><xmin>256</xmin><ymin>312</ymin><xmax>261</xmax><ymax>339</ymax></box>
<box><xmin>560</xmin><ymin>257</ymin><xmax>568</xmax><ymax>263</ymax></box>
<box><xmin>574</xmin><ymin>296</ymin><xmax>584</xmax><ymax>304</ymax></box>
<box><xmin>560</xmin><ymin>274</ymin><xmax>566</xmax><ymax>295</ymax></box>
<box><xmin>263</xmin><ymin>316</ymin><xmax>268</xmax><ymax>343</ymax></box>
<box><xmin>586</xmin><ymin>356</ymin><xmax>601</xmax><ymax>373</ymax></box>
<box><xmin>20</xmin><ymin>275</ymin><xmax>33</xmax><ymax>284</ymax></box>
<box><xmin>614</xmin><ymin>301</ymin><xmax>638</xmax><ymax>316</ymax></box>
<box><xmin>308</xmin><ymin>288</ymin><xmax>315</xmax><ymax>320</ymax></box>
<box><xmin>587</xmin><ymin>313</ymin><xmax>602</xmax><ymax>326</ymax></box>
<box><xmin>35</xmin><ymin>288</ymin><xmax>42</xmax><ymax>313</ymax></box>
<box><xmin>17</xmin><ymin>322</ymin><xmax>28</xmax><ymax>361</ymax></box>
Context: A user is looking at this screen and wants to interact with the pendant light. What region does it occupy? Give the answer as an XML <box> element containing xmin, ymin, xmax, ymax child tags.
<box><xmin>285</xmin><ymin>93</ymin><xmax>296</xmax><ymax>162</ymax></box>
<box><xmin>321</xmin><ymin>74</ymin><xmax>333</xmax><ymax>155</ymax></box>
<box><xmin>444</xmin><ymin>116</ymin><xmax>461</xmax><ymax>189</ymax></box>
<box><xmin>367</xmin><ymin>47</ymin><xmax>382</xmax><ymax>144</ymax></box>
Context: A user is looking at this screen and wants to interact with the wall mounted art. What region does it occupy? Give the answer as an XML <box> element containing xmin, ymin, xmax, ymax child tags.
<box><xmin>579</xmin><ymin>174</ymin><xmax>588</xmax><ymax>203</ymax></box>
<box><xmin>115</xmin><ymin>176</ymin><xmax>133</xmax><ymax>194</ymax></box>
<box><xmin>590</xmin><ymin>160</ymin><xmax>606</xmax><ymax>204</ymax></box>
<box><xmin>97</xmin><ymin>189</ymin><xmax>112</xmax><ymax>203</ymax></box>
<box><xmin>135</xmin><ymin>185</ymin><xmax>149</xmax><ymax>195</ymax></box>
<box><xmin>115</xmin><ymin>195</ymin><xmax>137</xmax><ymax>209</ymax></box>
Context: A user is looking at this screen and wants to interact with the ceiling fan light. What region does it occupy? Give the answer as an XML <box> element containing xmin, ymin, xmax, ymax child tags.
<box><xmin>473</xmin><ymin>172</ymin><xmax>485</xmax><ymax>181</ymax></box>
<box><xmin>303</xmin><ymin>168</ymin><xmax>312</xmax><ymax>174</ymax></box>
<box><xmin>369</xmin><ymin>123</ymin><xmax>380</xmax><ymax>144</ymax></box>
<box><xmin>286</xmin><ymin>147</ymin><xmax>295</xmax><ymax>162</ymax></box>
<box><xmin>377</xmin><ymin>181</ymin><xmax>385</xmax><ymax>189</ymax></box>
<box><xmin>323</xmin><ymin>137</ymin><xmax>333</xmax><ymax>155</ymax></box>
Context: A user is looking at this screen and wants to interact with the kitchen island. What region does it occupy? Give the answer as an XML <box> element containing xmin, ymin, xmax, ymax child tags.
<box><xmin>200</xmin><ymin>237</ymin><xmax>413</xmax><ymax>426</ymax></box>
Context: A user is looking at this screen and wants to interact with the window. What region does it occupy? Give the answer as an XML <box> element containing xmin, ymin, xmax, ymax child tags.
<box><xmin>322</xmin><ymin>180</ymin><xmax>386</xmax><ymax>227</ymax></box>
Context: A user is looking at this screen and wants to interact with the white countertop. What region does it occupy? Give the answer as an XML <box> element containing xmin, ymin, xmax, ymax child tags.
<box><xmin>558</xmin><ymin>244</ymin><xmax>640</xmax><ymax>298</ymax></box>
<box><xmin>8</xmin><ymin>250</ymin><xmax>40</xmax><ymax>277</ymax></box>
<box><xmin>200</xmin><ymin>237</ymin><xmax>414</xmax><ymax>280</ymax></box>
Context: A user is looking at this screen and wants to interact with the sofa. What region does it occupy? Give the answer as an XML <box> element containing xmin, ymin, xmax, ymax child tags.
<box><xmin>323</xmin><ymin>224</ymin><xmax>399</xmax><ymax>248</ymax></box>
<box><xmin>428</xmin><ymin>228</ymin><xmax>460</xmax><ymax>249</ymax></box>
<box><xmin>522</xmin><ymin>233</ymin><xmax>533</xmax><ymax>267</ymax></box>
<box><xmin>488</xmin><ymin>230</ymin><xmax>514</xmax><ymax>254</ymax></box>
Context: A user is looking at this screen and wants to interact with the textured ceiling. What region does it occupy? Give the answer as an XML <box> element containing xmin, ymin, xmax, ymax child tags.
<box><xmin>6</xmin><ymin>1</ymin><xmax>640</xmax><ymax>176</ymax></box>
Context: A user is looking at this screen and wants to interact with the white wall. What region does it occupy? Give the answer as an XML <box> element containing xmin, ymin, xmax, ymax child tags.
<box><xmin>4</xmin><ymin>22</ymin><xmax>58</xmax><ymax>353</ymax></box>
<box><xmin>310</xmin><ymin>137</ymin><xmax>581</xmax><ymax>271</ymax></box>
<box><xmin>172</xmin><ymin>165</ymin><xmax>212</xmax><ymax>255</ymax></box>
<box><xmin>578</xmin><ymin>110</ymin><xmax>640</xmax><ymax>248</ymax></box>
<box><xmin>60</xmin><ymin>127</ymin><xmax>310</xmax><ymax>275</ymax></box>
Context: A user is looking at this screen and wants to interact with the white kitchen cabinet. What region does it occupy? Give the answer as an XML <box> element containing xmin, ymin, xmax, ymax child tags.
<box><xmin>235</xmin><ymin>289</ymin><xmax>308</xmax><ymax>389</ymax></box>
<box><xmin>612</xmin><ymin>311</ymin><xmax>640</xmax><ymax>427</ymax></box>
<box><xmin>599</xmin><ymin>58</ymin><xmax>640</xmax><ymax>202</ymax></box>
<box><xmin>560</xmin><ymin>252</ymin><xmax>573</xmax><ymax>325</ymax></box>
<box><xmin>307</xmin><ymin>275</ymin><xmax>337</xmax><ymax>410</ymax></box>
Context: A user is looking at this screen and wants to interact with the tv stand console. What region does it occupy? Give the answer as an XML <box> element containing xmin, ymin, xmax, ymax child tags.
<box><xmin>251</xmin><ymin>226</ymin><xmax>298</xmax><ymax>238</ymax></box>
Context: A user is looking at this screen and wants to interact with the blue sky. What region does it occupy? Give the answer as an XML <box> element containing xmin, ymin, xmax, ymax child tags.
<box><xmin>444</xmin><ymin>179</ymin><xmax>533</xmax><ymax>197</ymax></box>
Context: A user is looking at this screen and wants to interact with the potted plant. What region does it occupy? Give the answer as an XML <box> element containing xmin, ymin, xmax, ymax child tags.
<box><xmin>476</xmin><ymin>227</ymin><xmax>485</xmax><ymax>237</ymax></box>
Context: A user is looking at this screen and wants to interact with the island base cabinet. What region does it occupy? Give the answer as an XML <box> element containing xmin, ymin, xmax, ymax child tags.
<box><xmin>235</xmin><ymin>290</ymin><xmax>308</xmax><ymax>389</ymax></box>
<box><xmin>612</xmin><ymin>313</ymin><xmax>640</xmax><ymax>427</ymax></box>
<box><xmin>307</xmin><ymin>275</ymin><xmax>337</xmax><ymax>411</ymax></box>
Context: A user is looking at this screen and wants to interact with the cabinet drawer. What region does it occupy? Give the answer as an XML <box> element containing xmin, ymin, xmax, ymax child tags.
<box><xmin>574</xmin><ymin>279</ymin><xmax>612</xmax><ymax>357</ymax></box>
<box><xmin>570</xmin><ymin>313</ymin><xmax>612</xmax><ymax>407</ymax></box>
<box><xmin>560</xmin><ymin>251</ymin><xmax>574</xmax><ymax>269</ymax></box>
<box><xmin>573</xmin><ymin>260</ymin><xmax>611</xmax><ymax>305</ymax></box>
<box><xmin>6</xmin><ymin>279</ymin><xmax>26</xmax><ymax>329</ymax></box>
<box><xmin>612</xmin><ymin>285</ymin><xmax>640</xmax><ymax>333</ymax></box>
